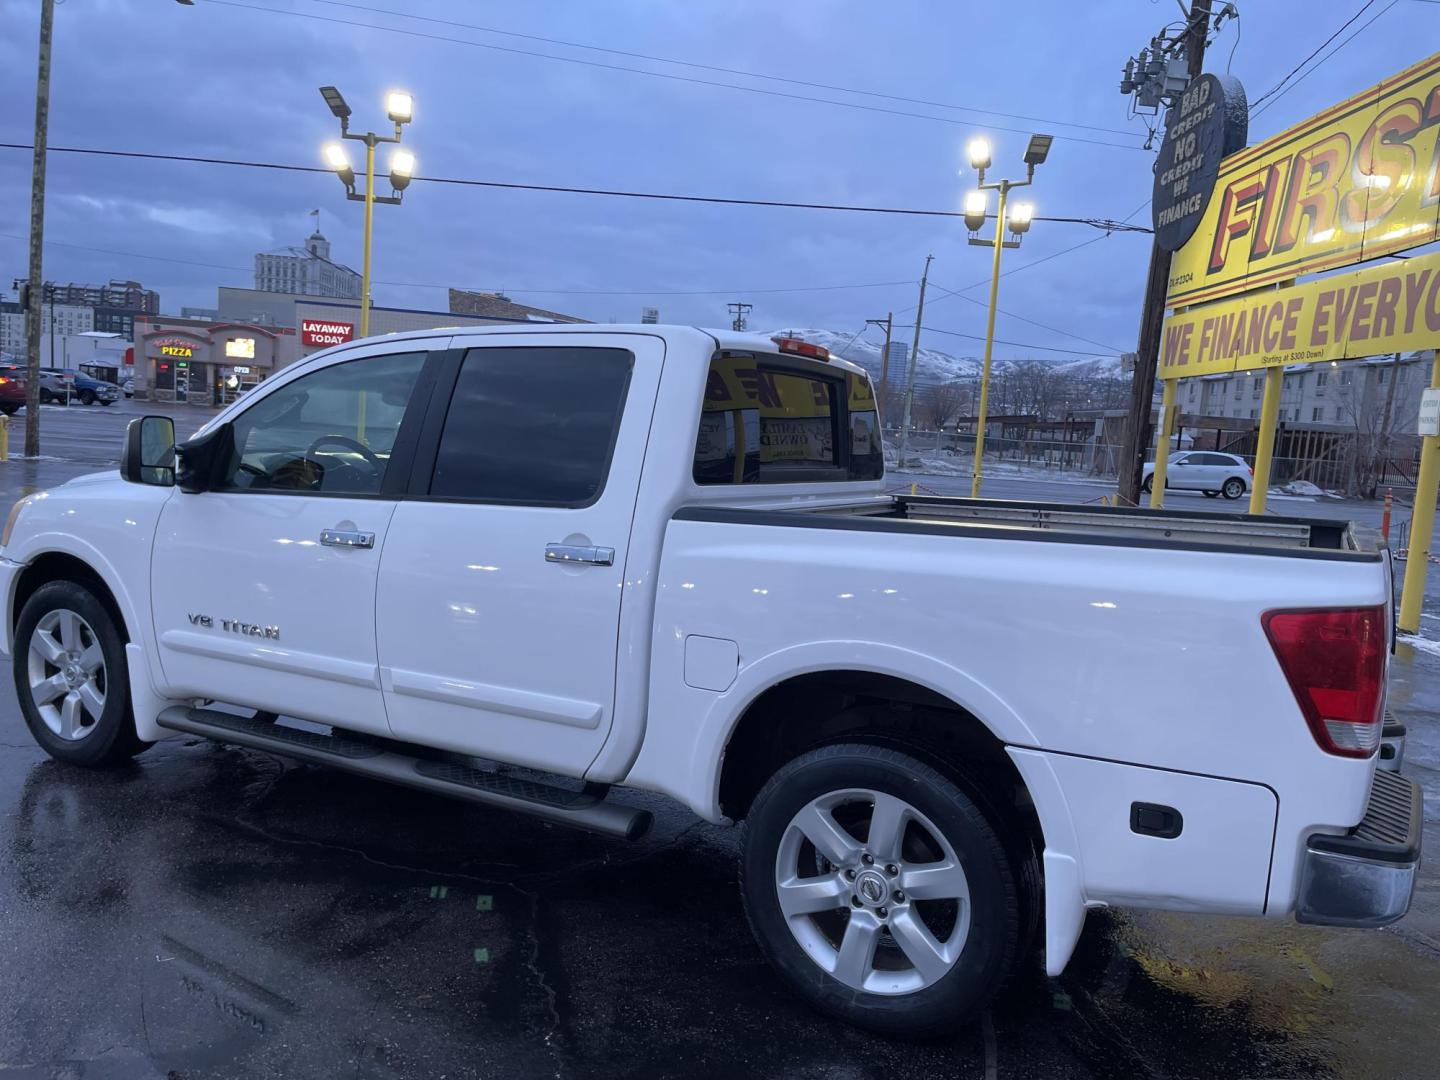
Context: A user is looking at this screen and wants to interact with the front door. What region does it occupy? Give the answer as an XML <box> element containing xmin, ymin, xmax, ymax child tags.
<box><xmin>151</xmin><ymin>341</ymin><xmax>445</xmax><ymax>734</ymax></box>
<box><xmin>1169</xmin><ymin>452</ymin><xmax>1200</xmax><ymax>489</ymax></box>
<box><xmin>375</xmin><ymin>333</ymin><xmax>663</xmax><ymax>776</ymax></box>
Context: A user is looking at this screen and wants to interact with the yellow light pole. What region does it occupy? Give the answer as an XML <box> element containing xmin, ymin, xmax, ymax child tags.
<box><xmin>1248</xmin><ymin>365</ymin><xmax>1284</xmax><ymax>514</ymax></box>
<box><xmin>319</xmin><ymin>87</ymin><xmax>415</xmax><ymax>338</ymax></box>
<box><xmin>1398</xmin><ymin>349</ymin><xmax>1440</xmax><ymax>633</ymax></box>
<box><xmin>962</xmin><ymin>134</ymin><xmax>1052</xmax><ymax>499</ymax></box>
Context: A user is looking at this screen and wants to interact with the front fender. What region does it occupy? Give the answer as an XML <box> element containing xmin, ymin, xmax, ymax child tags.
<box><xmin>2</xmin><ymin>479</ymin><xmax>173</xmax><ymax>707</ymax></box>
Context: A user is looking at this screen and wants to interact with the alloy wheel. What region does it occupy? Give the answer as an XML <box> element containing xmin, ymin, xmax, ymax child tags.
<box><xmin>27</xmin><ymin>609</ymin><xmax>107</xmax><ymax>741</ymax></box>
<box><xmin>775</xmin><ymin>787</ymin><xmax>971</xmax><ymax>996</ymax></box>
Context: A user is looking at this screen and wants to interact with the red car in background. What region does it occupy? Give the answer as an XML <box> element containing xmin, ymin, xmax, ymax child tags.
<box><xmin>1</xmin><ymin>363</ymin><xmax>29</xmax><ymax>416</ymax></box>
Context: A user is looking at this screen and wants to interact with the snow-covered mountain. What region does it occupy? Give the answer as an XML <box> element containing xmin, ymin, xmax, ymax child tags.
<box><xmin>766</xmin><ymin>328</ymin><xmax>1121</xmax><ymax>386</ymax></box>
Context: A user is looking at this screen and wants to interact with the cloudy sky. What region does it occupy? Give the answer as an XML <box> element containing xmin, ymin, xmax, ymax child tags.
<box><xmin>0</xmin><ymin>0</ymin><xmax>1432</xmax><ymax>362</ymax></box>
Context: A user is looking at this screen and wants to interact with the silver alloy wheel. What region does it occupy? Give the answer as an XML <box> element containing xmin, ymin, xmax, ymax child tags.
<box><xmin>775</xmin><ymin>787</ymin><xmax>971</xmax><ymax>996</ymax></box>
<box><xmin>27</xmin><ymin>609</ymin><xmax>107</xmax><ymax>741</ymax></box>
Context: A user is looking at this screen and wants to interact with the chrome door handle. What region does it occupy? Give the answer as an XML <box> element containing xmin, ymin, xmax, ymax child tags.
<box><xmin>320</xmin><ymin>529</ymin><xmax>376</xmax><ymax>549</ymax></box>
<box><xmin>545</xmin><ymin>543</ymin><xmax>614</xmax><ymax>566</ymax></box>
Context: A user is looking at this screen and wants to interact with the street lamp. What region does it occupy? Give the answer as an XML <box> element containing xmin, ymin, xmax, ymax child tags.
<box><xmin>318</xmin><ymin>85</ymin><xmax>415</xmax><ymax>337</ymax></box>
<box><xmin>963</xmin><ymin>132</ymin><xmax>1052</xmax><ymax>499</ymax></box>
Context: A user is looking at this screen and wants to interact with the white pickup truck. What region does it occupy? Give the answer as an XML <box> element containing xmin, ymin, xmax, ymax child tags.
<box><xmin>0</xmin><ymin>324</ymin><xmax>1422</xmax><ymax>1035</ymax></box>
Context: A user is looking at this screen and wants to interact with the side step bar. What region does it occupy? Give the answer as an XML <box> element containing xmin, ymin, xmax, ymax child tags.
<box><xmin>157</xmin><ymin>707</ymin><xmax>652</xmax><ymax>841</ymax></box>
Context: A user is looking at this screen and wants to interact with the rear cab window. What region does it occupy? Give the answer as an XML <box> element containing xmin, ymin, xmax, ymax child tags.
<box><xmin>694</xmin><ymin>351</ymin><xmax>882</xmax><ymax>485</ymax></box>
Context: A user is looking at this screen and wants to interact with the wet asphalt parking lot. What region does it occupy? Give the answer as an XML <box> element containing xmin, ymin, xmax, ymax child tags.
<box><xmin>0</xmin><ymin>401</ymin><xmax>1437</xmax><ymax>1079</ymax></box>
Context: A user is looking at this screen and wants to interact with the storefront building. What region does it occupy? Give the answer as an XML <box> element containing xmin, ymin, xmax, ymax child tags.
<box><xmin>132</xmin><ymin>316</ymin><xmax>298</xmax><ymax>405</ymax></box>
<box><xmin>216</xmin><ymin>288</ymin><xmax>586</xmax><ymax>359</ymax></box>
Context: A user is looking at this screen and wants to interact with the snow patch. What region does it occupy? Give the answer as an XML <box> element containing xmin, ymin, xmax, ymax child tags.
<box><xmin>1398</xmin><ymin>633</ymin><xmax>1440</xmax><ymax>658</ymax></box>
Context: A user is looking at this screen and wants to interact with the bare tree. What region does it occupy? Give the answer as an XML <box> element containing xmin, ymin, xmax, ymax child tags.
<box><xmin>1334</xmin><ymin>354</ymin><xmax>1407</xmax><ymax>499</ymax></box>
<box><xmin>918</xmin><ymin>379</ymin><xmax>970</xmax><ymax>430</ymax></box>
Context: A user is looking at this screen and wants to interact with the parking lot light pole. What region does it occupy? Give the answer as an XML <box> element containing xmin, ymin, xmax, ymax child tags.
<box><xmin>962</xmin><ymin>134</ymin><xmax>1051</xmax><ymax>499</ymax></box>
<box><xmin>319</xmin><ymin>87</ymin><xmax>414</xmax><ymax>338</ymax></box>
<box><xmin>1399</xmin><ymin>348</ymin><xmax>1440</xmax><ymax>632</ymax></box>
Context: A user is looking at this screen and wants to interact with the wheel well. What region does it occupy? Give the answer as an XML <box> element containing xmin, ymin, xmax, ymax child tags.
<box><xmin>11</xmin><ymin>552</ymin><xmax>130</xmax><ymax>644</ymax></box>
<box><xmin>718</xmin><ymin>671</ymin><xmax>1042</xmax><ymax>847</ymax></box>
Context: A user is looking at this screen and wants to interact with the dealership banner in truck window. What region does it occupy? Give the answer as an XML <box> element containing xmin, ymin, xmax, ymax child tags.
<box><xmin>1167</xmin><ymin>50</ymin><xmax>1440</xmax><ymax>309</ymax></box>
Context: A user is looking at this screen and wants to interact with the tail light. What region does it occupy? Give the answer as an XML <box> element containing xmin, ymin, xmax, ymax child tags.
<box><xmin>1262</xmin><ymin>607</ymin><xmax>1387</xmax><ymax>758</ymax></box>
<box><xmin>772</xmin><ymin>337</ymin><xmax>830</xmax><ymax>361</ymax></box>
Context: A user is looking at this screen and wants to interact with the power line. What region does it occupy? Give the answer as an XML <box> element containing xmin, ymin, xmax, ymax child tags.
<box><xmin>892</xmin><ymin>323</ymin><xmax>1117</xmax><ymax>358</ymax></box>
<box><xmin>1250</xmin><ymin>0</ymin><xmax>1401</xmax><ymax>119</ymax></box>
<box><xmin>0</xmin><ymin>142</ymin><xmax>1153</xmax><ymax>230</ymax></box>
<box><xmin>0</xmin><ymin>232</ymin><xmax>915</xmax><ymax>297</ymax></box>
<box><xmin>302</xmin><ymin>0</ymin><xmax>1143</xmax><ymax>141</ymax></box>
<box><xmin>198</xmin><ymin>0</ymin><xmax>1148</xmax><ymax>152</ymax></box>
<box><xmin>926</xmin><ymin>281</ymin><xmax>1126</xmax><ymax>353</ymax></box>
<box><xmin>1248</xmin><ymin>0</ymin><xmax>1377</xmax><ymax>111</ymax></box>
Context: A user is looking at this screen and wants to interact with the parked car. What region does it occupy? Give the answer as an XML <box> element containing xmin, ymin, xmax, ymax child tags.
<box><xmin>118</xmin><ymin>374</ymin><xmax>134</xmax><ymax>398</ymax></box>
<box><xmin>1142</xmin><ymin>450</ymin><xmax>1253</xmax><ymax>499</ymax></box>
<box><xmin>42</xmin><ymin>367</ymin><xmax>119</xmax><ymax>407</ymax></box>
<box><xmin>35</xmin><ymin>368</ymin><xmax>74</xmax><ymax>405</ymax></box>
<box><xmin>0</xmin><ymin>363</ymin><xmax>27</xmax><ymax>416</ymax></box>
<box><xmin>0</xmin><ymin>325</ymin><xmax>1419</xmax><ymax>1037</ymax></box>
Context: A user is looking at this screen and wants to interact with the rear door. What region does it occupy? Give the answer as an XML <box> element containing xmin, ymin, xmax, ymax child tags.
<box><xmin>374</xmin><ymin>332</ymin><xmax>664</xmax><ymax>776</ymax></box>
<box><xmin>1193</xmin><ymin>452</ymin><xmax>1229</xmax><ymax>489</ymax></box>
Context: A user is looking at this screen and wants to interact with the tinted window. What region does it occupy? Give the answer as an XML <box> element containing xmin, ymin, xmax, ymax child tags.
<box><xmin>221</xmin><ymin>351</ymin><xmax>426</xmax><ymax>495</ymax></box>
<box><xmin>694</xmin><ymin>353</ymin><xmax>880</xmax><ymax>484</ymax></box>
<box><xmin>430</xmin><ymin>346</ymin><xmax>633</xmax><ymax>505</ymax></box>
<box><xmin>848</xmin><ymin>371</ymin><xmax>883</xmax><ymax>480</ymax></box>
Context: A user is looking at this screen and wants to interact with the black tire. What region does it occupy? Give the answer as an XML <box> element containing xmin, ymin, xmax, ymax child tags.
<box><xmin>740</xmin><ymin>743</ymin><xmax>1019</xmax><ymax>1037</ymax></box>
<box><xmin>78</xmin><ymin>389</ymin><xmax>95</xmax><ymax>406</ymax></box>
<box><xmin>12</xmin><ymin>581</ymin><xmax>150</xmax><ymax>768</ymax></box>
<box><xmin>1141</xmin><ymin>475</ymin><xmax>1153</xmax><ymax>493</ymax></box>
<box><xmin>1222</xmin><ymin>477</ymin><xmax>1245</xmax><ymax>500</ymax></box>
<box><xmin>1203</xmin><ymin>490</ymin><xmax>1219</xmax><ymax>498</ymax></box>
<box><xmin>0</xmin><ymin>404</ymin><xmax>16</xmax><ymax>416</ymax></box>
<box><xmin>38</xmin><ymin>389</ymin><xmax>53</xmax><ymax>405</ymax></box>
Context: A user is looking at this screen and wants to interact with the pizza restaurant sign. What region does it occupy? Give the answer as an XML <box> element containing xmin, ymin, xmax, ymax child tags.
<box><xmin>155</xmin><ymin>339</ymin><xmax>195</xmax><ymax>358</ymax></box>
<box><xmin>1168</xmin><ymin>50</ymin><xmax>1440</xmax><ymax>310</ymax></box>
<box><xmin>301</xmin><ymin>319</ymin><xmax>355</xmax><ymax>347</ymax></box>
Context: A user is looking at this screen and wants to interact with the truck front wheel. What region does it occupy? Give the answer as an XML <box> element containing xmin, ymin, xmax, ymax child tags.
<box><xmin>12</xmin><ymin>581</ymin><xmax>149</xmax><ymax>767</ymax></box>
<box><xmin>739</xmin><ymin>742</ymin><xmax>1019</xmax><ymax>1037</ymax></box>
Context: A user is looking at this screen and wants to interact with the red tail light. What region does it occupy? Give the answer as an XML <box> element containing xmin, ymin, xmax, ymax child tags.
<box><xmin>771</xmin><ymin>337</ymin><xmax>830</xmax><ymax>361</ymax></box>
<box><xmin>1262</xmin><ymin>607</ymin><xmax>1386</xmax><ymax>758</ymax></box>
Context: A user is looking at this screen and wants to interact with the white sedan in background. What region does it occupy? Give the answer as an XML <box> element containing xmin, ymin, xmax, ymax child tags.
<box><xmin>1142</xmin><ymin>451</ymin><xmax>1253</xmax><ymax>499</ymax></box>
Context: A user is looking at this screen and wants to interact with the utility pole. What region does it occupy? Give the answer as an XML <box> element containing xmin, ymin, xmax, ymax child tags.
<box><xmin>866</xmin><ymin>313</ymin><xmax>894</xmax><ymax>410</ymax></box>
<box><xmin>898</xmin><ymin>255</ymin><xmax>934</xmax><ymax>467</ymax></box>
<box><xmin>24</xmin><ymin>0</ymin><xmax>55</xmax><ymax>457</ymax></box>
<box><xmin>1115</xmin><ymin>0</ymin><xmax>1212</xmax><ymax>506</ymax></box>
<box><xmin>728</xmin><ymin>302</ymin><xmax>752</xmax><ymax>332</ymax></box>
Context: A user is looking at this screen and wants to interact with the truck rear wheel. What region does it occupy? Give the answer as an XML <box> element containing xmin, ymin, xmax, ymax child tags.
<box><xmin>739</xmin><ymin>742</ymin><xmax>1019</xmax><ymax>1037</ymax></box>
<box><xmin>12</xmin><ymin>581</ymin><xmax>149</xmax><ymax>768</ymax></box>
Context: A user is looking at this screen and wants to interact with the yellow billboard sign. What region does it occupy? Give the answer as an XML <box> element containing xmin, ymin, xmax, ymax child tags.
<box><xmin>1159</xmin><ymin>247</ymin><xmax>1440</xmax><ymax>379</ymax></box>
<box><xmin>1168</xmin><ymin>50</ymin><xmax>1440</xmax><ymax>309</ymax></box>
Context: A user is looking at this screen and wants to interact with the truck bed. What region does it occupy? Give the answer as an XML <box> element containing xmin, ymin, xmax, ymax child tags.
<box><xmin>677</xmin><ymin>493</ymin><xmax>1382</xmax><ymax>560</ymax></box>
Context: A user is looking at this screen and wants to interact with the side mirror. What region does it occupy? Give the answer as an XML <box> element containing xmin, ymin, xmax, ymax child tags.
<box><xmin>120</xmin><ymin>416</ymin><xmax>176</xmax><ymax>486</ymax></box>
<box><xmin>175</xmin><ymin>422</ymin><xmax>236</xmax><ymax>494</ymax></box>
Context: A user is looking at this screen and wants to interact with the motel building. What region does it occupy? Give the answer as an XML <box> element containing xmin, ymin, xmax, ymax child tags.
<box><xmin>132</xmin><ymin>315</ymin><xmax>299</xmax><ymax>406</ymax></box>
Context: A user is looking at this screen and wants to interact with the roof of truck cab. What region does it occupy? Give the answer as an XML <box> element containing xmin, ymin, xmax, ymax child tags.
<box><xmin>317</xmin><ymin>323</ymin><xmax>869</xmax><ymax>377</ymax></box>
